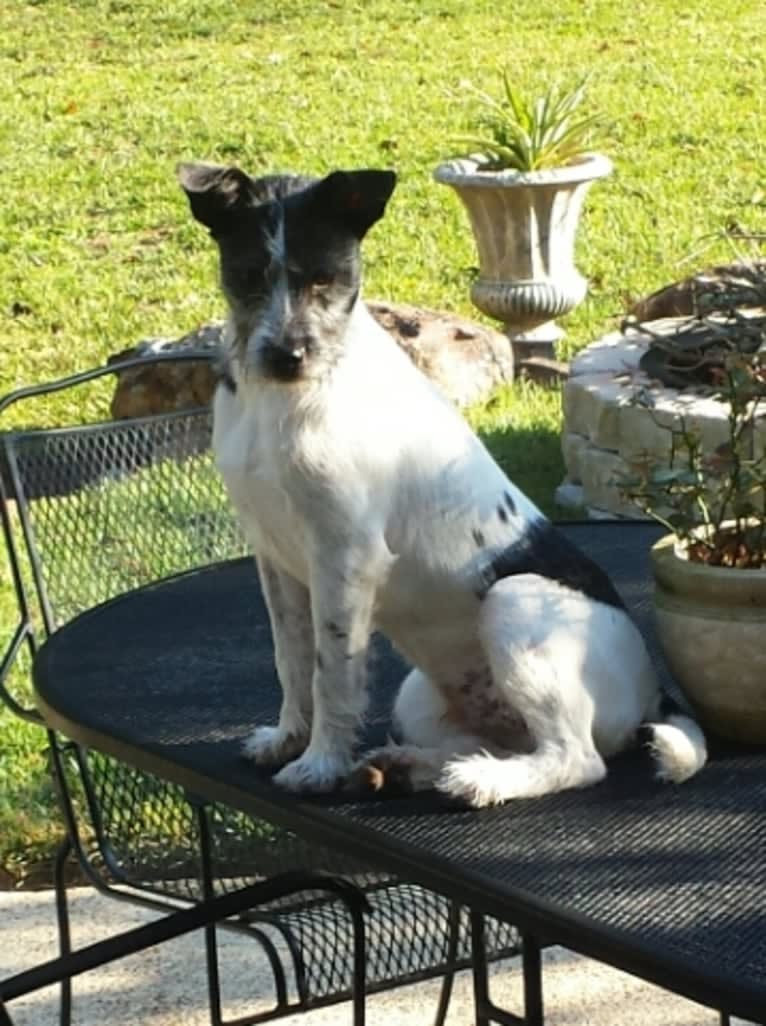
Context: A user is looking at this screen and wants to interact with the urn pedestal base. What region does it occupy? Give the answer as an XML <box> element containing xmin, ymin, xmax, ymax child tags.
<box><xmin>471</xmin><ymin>275</ymin><xmax>587</xmax><ymax>361</ymax></box>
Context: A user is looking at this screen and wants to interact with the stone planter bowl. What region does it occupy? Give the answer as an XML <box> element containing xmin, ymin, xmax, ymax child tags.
<box><xmin>651</xmin><ymin>532</ymin><xmax>766</xmax><ymax>743</ymax></box>
<box><xmin>433</xmin><ymin>153</ymin><xmax>612</xmax><ymax>359</ymax></box>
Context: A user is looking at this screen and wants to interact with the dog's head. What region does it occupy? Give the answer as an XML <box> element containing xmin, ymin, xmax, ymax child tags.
<box><xmin>178</xmin><ymin>163</ymin><xmax>396</xmax><ymax>383</ymax></box>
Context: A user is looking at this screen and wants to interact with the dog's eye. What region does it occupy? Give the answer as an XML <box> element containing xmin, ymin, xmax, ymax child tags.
<box><xmin>310</xmin><ymin>271</ymin><xmax>334</xmax><ymax>289</ymax></box>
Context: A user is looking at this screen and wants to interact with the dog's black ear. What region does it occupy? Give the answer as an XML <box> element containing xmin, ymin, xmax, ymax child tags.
<box><xmin>313</xmin><ymin>169</ymin><xmax>397</xmax><ymax>239</ymax></box>
<box><xmin>177</xmin><ymin>162</ymin><xmax>255</xmax><ymax>234</ymax></box>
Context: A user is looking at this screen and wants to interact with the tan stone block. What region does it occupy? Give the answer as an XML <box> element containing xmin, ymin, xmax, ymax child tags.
<box><xmin>578</xmin><ymin>447</ymin><xmax>647</xmax><ymax>518</ymax></box>
<box><xmin>754</xmin><ymin>413</ymin><xmax>766</xmax><ymax>463</ymax></box>
<box><xmin>555</xmin><ymin>482</ymin><xmax>585</xmax><ymax>510</ymax></box>
<box><xmin>561</xmin><ymin>432</ymin><xmax>589</xmax><ymax>484</ymax></box>
<box><xmin>562</xmin><ymin>375</ymin><xmax>629</xmax><ymax>450</ymax></box>
<box><xmin>569</xmin><ymin>327</ymin><xmax>650</xmax><ymax>378</ymax></box>
<box><xmin>617</xmin><ymin>389</ymin><xmax>739</xmax><ymax>462</ymax></box>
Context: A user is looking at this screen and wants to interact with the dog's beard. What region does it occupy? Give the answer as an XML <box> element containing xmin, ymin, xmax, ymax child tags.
<box><xmin>230</xmin><ymin>283</ymin><xmax>360</xmax><ymax>386</ymax></box>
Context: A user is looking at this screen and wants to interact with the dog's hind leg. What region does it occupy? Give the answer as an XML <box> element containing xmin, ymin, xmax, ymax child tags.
<box><xmin>242</xmin><ymin>557</ymin><xmax>314</xmax><ymax>766</ymax></box>
<box><xmin>438</xmin><ymin>575</ymin><xmax>614</xmax><ymax>808</ymax></box>
<box><xmin>350</xmin><ymin>669</ymin><xmax>486</xmax><ymax>794</ymax></box>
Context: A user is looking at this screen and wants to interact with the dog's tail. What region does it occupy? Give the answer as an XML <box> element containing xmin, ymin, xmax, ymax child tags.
<box><xmin>639</xmin><ymin>691</ymin><xmax>707</xmax><ymax>784</ymax></box>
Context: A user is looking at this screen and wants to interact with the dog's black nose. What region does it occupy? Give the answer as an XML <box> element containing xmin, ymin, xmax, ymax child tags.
<box><xmin>261</xmin><ymin>344</ymin><xmax>305</xmax><ymax>380</ymax></box>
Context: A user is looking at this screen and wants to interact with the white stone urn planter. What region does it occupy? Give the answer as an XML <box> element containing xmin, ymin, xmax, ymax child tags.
<box><xmin>433</xmin><ymin>153</ymin><xmax>612</xmax><ymax>360</ymax></box>
<box><xmin>651</xmin><ymin>529</ymin><xmax>766</xmax><ymax>744</ymax></box>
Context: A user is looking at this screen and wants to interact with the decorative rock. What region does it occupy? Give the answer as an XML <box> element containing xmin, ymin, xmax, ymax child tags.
<box><xmin>109</xmin><ymin>324</ymin><xmax>219</xmax><ymax>420</ymax></box>
<box><xmin>365</xmin><ymin>301</ymin><xmax>513</xmax><ymax>407</ymax></box>
<box><xmin>629</xmin><ymin>262</ymin><xmax>766</xmax><ymax>322</ymax></box>
<box><xmin>629</xmin><ymin>279</ymin><xmax>702</xmax><ymax>323</ymax></box>
<box><xmin>109</xmin><ymin>302</ymin><xmax>513</xmax><ymax>419</ymax></box>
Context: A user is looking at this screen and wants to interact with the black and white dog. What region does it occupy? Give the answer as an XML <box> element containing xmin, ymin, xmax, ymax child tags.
<box><xmin>178</xmin><ymin>163</ymin><xmax>707</xmax><ymax>806</ymax></box>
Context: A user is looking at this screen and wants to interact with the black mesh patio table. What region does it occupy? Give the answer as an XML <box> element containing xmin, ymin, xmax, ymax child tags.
<box><xmin>32</xmin><ymin>522</ymin><xmax>766</xmax><ymax>1025</ymax></box>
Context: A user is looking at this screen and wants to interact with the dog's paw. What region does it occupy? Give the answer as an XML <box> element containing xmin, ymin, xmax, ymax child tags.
<box><xmin>436</xmin><ymin>757</ymin><xmax>503</xmax><ymax>809</ymax></box>
<box><xmin>272</xmin><ymin>750</ymin><xmax>353</xmax><ymax>794</ymax></box>
<box><xmin>242</xmin><ymin>726</ymin><xmax>308</xmax><ymax>767</ymax></box>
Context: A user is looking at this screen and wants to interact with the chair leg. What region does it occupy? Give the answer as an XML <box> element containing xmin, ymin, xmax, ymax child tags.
<box><xmin>719</xmin><ymin>1013</ymin><xmax>730</xmax><ymax>1026</ymax></box>
<box><xmin>2</xmin><ymin>873</ymin><xmax>368</xmax><ymax>1019</ymax></box>
<box><xmin>196</xmin><ymin>806</ymin><xmax>224</xmax><ymax>1026</ymax></box>
<box><xmin>202</xmin><ymin>920</ymin><xmax>224</xmax><ymax>1026</ymax></box>
<box><xmin>0</xmin><ymin>1000</ymin><xmax>15</xmax><ymax>1026</ymax></box>
<box><xmin>194</xmin><ymin>805</ymin><xmax>295</xmax><ymax>1025</ymax></box>
<box><xmin>53</xmin><ymin>836</ymin><xmax>73</xmax><ymax>1026</ymax></box>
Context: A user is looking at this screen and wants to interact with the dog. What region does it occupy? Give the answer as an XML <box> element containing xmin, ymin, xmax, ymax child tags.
<box><xmin>178</xmin><ymin>162</ymin><xmax>707</xmax><ymax>807</ymax></box>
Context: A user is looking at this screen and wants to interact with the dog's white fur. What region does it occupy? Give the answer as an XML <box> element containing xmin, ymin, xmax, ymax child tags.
<box><xmin>214</xmin><ymin>300</ymin><xmax>707</xmax><ymax>806</ymax></box>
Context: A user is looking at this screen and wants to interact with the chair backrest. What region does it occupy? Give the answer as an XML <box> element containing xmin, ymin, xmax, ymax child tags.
<box><xmin>0</xmin><ymin>357</ymin><xmax>247</xmax><ymax>712</ymax></box>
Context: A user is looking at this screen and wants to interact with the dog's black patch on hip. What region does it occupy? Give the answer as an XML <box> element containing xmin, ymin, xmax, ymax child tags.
<box><xmin>481</xmin><ymin>520</ymin><xmax>625</xmax><ymax>610</ymax></box>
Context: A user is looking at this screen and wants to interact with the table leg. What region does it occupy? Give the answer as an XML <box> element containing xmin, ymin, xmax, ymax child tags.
<box><xmin>522</xmin><ymin>934</ymin><xmax>543</xmax><ymax>1026</ymax></box>
<box><xmin>432</xmin><ymin>902</ymin><xmax>461</xmax><ymax>1026</ymax></box>
<box><xmin>471</xmin><ymin>910</ymin><xmax>492</xmax><ymax>1026</ymax></box>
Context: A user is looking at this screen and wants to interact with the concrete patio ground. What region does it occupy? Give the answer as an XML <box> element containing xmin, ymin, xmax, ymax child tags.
<box><xmin>1</xmin><ymin>887</ymin><xmax>752</xmax><ymax>1026</ymax></box>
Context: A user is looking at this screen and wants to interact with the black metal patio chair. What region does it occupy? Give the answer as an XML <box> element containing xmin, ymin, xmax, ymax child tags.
<box><xmin>0</xmin><ymin>353</ymin><xmax>520</xmax><ymax>1026</ymax></box>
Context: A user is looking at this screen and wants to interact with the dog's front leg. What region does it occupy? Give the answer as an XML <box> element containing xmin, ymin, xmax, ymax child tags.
<box><xmin>243</xmin><ymin>556</ymin><xmax>314</xmax><ymax>766</ymax></box>
<box><xmin>272</xmin><ymin>535</ymin><xmax>392</xmax><ymax>794</ymax></box>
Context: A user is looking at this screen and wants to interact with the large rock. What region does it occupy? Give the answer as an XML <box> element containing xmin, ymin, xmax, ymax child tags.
<box><xmin>109</xmin><ymin>322</ymin><xmax>221</xmax><ymax>419</ymax></box>
<box><xmin>629</xmin><ymin>262</ymin><xmax>766</xmax><ymax>322</ymax></box>
<box><xmin>109</xmin><ymin>302</ymin><xmax>513</xmax><ymax>419</ymax></box>
<box><xmin>369</xmin><ymin>301</ymin><xmax>514</xmax><ymax>406</ymax></box>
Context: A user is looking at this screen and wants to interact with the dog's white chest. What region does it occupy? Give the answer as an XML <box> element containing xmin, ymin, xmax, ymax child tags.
<box><xmin>212</xmin><ymin>385</ymin><xmax>309</xmax><ymax>581</ymax></box>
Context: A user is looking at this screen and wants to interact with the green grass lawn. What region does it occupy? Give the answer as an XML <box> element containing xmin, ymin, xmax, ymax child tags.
<box><xmin>1</xmin><ymin>0</ymin><xmax>766</xmax><ymax>875</ymax></box>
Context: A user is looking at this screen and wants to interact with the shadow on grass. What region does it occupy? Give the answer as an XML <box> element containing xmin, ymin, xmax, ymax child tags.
<box><xmin>477</xmin><ymin>420</ymin><xmax>566</xmax><ymax>521</ymax></box>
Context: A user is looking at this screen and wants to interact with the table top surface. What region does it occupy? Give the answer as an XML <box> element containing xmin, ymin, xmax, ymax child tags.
<box><xmin>33</xmin><ymin>522</ymin><xmax>766</xmax><ymax>1021</ymax></box>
